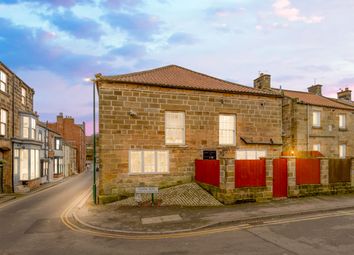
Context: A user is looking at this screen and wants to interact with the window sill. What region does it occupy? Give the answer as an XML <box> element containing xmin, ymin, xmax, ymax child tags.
<box><xmin>339</xmin><ymin>128</ymin><xmax>348</xmax><ymax>131</ymax></box>
<box><xmin>312</xmin><ymin>126</ymin><xmax>322</xmax><ymax>129</ymax></box>
<box><xmin>0</xmin><ymin>89</ymin><xmax>9</xmax><ymax>97</ymax></box>
<box><xmin>217</xmin><ymin>145</ymin><xmax>236</xmax><ymax>148</ymax></box>
<box><xmin>129</xmin><ymin>172</ymin><xmax>170</xmax><ymax>176</ymax></box>
<box><xmin>164</xmin><ymin>144</ymin><xmax>188</xmax><ymax>148</ymax></box>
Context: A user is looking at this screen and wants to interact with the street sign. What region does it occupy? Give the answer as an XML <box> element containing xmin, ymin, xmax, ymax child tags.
<box><xmin>135</xmin><ymin>187</ymin><xmax>158</xmax><ymax>194</ymax></box>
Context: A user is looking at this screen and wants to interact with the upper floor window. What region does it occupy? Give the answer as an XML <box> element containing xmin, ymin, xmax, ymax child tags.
<box><xmin>55</xmin><ymin>138</ymin><xmax>62</xmax><ymax>150</ymax></box>
<box><xmin>339</xmin><ymin>144</ymin><xmax>346</xmax><ymax>158</ymax></box>
<box><xmin>0</xmin><ymin>109</ymin><xmax>7</xmax><ymax>136</ymax></box>
<box><xmin>165</xmin><ymin>111</ymin><xmax>185</xmax><ymax>145</ymax></box>
<box><xmin>0</xmin><ymin>70</ymin><xmax>7</xmax><ymax>93</ymax></box>
<box><xmin>312</xmin><ymin>111</ymin><xmax>321</xmax><ymax>127</ymax></box>
<box><xmin>38</xmin><ymin>130</ymin><xmax>43</xmax><ymax>142</ymax></box>
<box><xmin>339</xmin><ymin>114</ymin><xmax>346</xmax><ymax>129</ymax></box>
<box><xmin>22</xmin><ymin>116</ymin><xmax>36</xmax><ymax>139</ymax></box>
<box><xmin>21</xmin><ymin>87</ymin><xmax>26</xmax><ymax>105</ymax></box>
<box><xmin>219</xmin><ymin>114</ymin><xmax>236</xmax><ymax>145</ymax></box>
<box><xmin>313</xmin><ymin>144</ymin><xmax>321</xmax><ymax>152</ymax></box>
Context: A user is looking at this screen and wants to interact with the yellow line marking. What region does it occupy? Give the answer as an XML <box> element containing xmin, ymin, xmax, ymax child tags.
<box><xmin>61</xmin><ymin>190</ymin><xmax>354</xmax><ymax>240</ymax></box>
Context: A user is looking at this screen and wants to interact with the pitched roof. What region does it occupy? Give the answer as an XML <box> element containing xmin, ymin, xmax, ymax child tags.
<box><xmin>99</xmin><ymin>65</ymin><xmax>280</xmax><ymax>96</ymax></box>
<box><xmin>282</xmin><ymin>89</ymin><xmax>354</xmax><ymax>110</ymax></box>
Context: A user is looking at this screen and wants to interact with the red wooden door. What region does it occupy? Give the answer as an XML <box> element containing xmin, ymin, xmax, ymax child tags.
<box><xmin>273</xmin><ymin>159</ymin><xmax>288</xmax><ymax>197</ymax></box>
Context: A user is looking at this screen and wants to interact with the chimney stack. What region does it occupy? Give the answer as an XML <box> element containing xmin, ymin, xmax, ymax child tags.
<box><xmin>337</xmin><ymin>87</ymin><xmax>352</xmax><ymax>101</ymax></box>
<box><xmin>254</xmin><ymin>73</ymin><xmax>271</xmax><ymax>90</ymax></box>
<box><xmin>307</xmin><ymin>84</ymin><xmax>322</xmax><ymax>96</ymax></box>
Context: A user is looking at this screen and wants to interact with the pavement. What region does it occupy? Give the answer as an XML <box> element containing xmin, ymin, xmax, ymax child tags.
<box><xmin>74</xmin><ymin>185</ymin><xmax>354</xmax><ymax>234</ymax></box>
<box><xmin>0</xmin><ymin>176</ymin><xmax>69</xmax><ymax>205</ymax></box>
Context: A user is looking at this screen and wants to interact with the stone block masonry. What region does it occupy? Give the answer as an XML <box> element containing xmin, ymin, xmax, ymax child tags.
<box><xmin>97</xmin><ymin>82</ymin><xmax>283</xmax><ymax>199</ymax></box>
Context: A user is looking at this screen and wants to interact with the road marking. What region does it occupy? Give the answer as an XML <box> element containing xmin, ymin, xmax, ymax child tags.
<box><xmin>60</xmin><ymin>191</ymin><xmax>354</xmax><ymax>240</ymax></box>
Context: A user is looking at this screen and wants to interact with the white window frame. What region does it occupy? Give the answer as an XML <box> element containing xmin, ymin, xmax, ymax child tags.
<box><xmin>339</xmin><ymin>114</ymin><xmax>346</xmax><ymax>129</ymax></box>
<box><xmin>21</xmin><ymin>115</ymin><xmax>36</xmax><ymax>139</ymax></box>
<box><xmin>129</xmin><ymin>150</ymin><xmax>169</xmax><ymax>174</ymax></box>
<box><xmin>165</xmin><ymin>111</ymin><xmax>185</xmax><ymax>145</ymax></box>
<box><xmin>219</xmin><ymin>114</ymin><xmax>236</xmax><ymax>146</ymax></box>
<box><xmin>312</xmin><ymin>111</ymin><xmax>321</xmax><ymax>127</ymax></box>
<box><xmin>21</xmin><ymin>87</ymin><xmax>26</xmax><ymax>105</ymax></box>
<box><xmin>313</xmin><ymin>144</ymin><xmax>321</xmax><ymax>152</ymax></box>
<box><xmin>339</xmin><ymin>144</ymin><xmax>346</xmax><ymax>158</ymax></box>
<box><xmin>0</xmin><ymin>70</ymin><xmax>7</xmax><ymax>93</ymax></box>
<box><xmin>0</xmin><ymin>109</ymin><xmax>7</xmax><ymax>136</ymax></box>
<box><xmin>236</xmin><ymin>150</ymin><xmax>266</xmax><ymax>160</ymax></box>
<box><xmin>55</xmin><ymin>138</ymin><xmax>61</xmax><ymax>150</ymax></box>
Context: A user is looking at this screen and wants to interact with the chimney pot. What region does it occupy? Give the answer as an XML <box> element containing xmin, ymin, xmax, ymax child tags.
<box><xmin>337</xmin><ymin>87</ymin><xmax>352</xmax><ymax>101</ymax></box>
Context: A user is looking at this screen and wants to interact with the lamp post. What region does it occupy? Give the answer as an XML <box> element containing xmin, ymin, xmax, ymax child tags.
<box><xmin>92</xmin><ymin>78</ymin><xmax>97</xmax><ymax>204</ymax></box>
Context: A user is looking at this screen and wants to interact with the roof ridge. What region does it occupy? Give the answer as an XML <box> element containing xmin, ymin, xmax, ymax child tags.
<box><xmin>105</xmin><ymin>64</ymin><xmax>276</xmax><ymax>94</ymax></box>
<box><xmin>105</xmin><ymin>65</ymin><xmax>176</xmax><ymax>79</ymax></box>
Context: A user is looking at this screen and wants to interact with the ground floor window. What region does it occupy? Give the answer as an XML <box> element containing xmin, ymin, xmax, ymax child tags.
<box><xmin>236</xmin><ymin>150</ymin><xmax>266</xmax><ymax>160</ymax></box>
<box><xmin>54</xmin><ymin>157</ymin><xmax>63</xmax><ymax>174</ymax></box>
<box><xmin>129</xmin><ymin>150</ymin><xmax>169</xmax><ymax>174</ymax></box>
<box><xmin>16</xmin><ymin>148</ymin><xmax>40</xmax><ymax>181</ymax></box>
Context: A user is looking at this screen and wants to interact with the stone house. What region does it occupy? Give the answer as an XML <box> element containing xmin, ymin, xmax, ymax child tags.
<box><xmin>0</xmin><ymin>61</ymin><xmax>42</xmax><ymax>193</ymax></box>
<box><xmin>254</xmin><ymin>73</ymin><xmax>354</xmax><ymax>158</ymax></box>
<box><xmin>95</xmin><ymin>65</ymin><xmax>283</xmax><ymax>199</ymax></box>
<box><xmin>48</xmin><ymin>113</ymin><xmax>86</xmax><ymax>173</ymax></box>
<box><xmin>63</xmin><ymin>142</ymin><xmax>77</xmax><ymax>177</ymax></box>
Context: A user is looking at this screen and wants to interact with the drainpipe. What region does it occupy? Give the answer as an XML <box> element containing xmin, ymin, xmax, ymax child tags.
<box><xmin>11</xmin><ymin>74</ymin><xmax>15</xmax><ymax>192</ymax></box>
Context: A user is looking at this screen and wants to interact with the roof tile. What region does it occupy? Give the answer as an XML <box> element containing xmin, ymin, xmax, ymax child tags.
<box><xmin>100</xmin><ymin>65</ymin><xmax>280</xmax><ymax>96</ymax></box>
<box><xmin>283</xmin><ymin>90</ymin><xmax>354</xmax><ymax>110</ymax></box>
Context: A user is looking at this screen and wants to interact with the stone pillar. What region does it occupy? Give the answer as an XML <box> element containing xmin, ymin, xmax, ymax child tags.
<box><xmin>283</xmin><ymin>156</ymin><xmax>298</xmax><ymax>197</ymax></box>
<box><xmin>351</xmin><ymin>158</ymin><xmax>354</xmax><ymax>187</ymax></box>
<box><xmin>265</xmin><ymin>158</ymin><xmax>273</xmax><ymax>197</ymax></box>
<box><xmin>225</xmin><ymin>158</ymin><xmax>235</xmax><ymax>191</ymax></box>
<box><xmin>219</xmin><ymin>158</ymin><xmax>226</xmax><ymax>190</ymax></box>
<box><xmin>320</xmin><ymin>158</ymin><xmax>329</xmax><ymax>185</ymax></box>
<box><xmin>219</xmin><ymin>158</ymin><xmax>235</xmax><ymax>191</ymax></box>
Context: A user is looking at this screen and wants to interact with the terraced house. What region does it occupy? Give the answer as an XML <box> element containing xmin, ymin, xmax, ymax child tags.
<box><xmin>0</xmin><ymin>61</ymin><xmax>39</xmax><ymax>193</ymax></box>
<box><xmin>0</xmin><ymin>61</ymin><xmax>80</xmax><ymax>194</ymax></box>
<box><xmin>96</xmin><ymin>65</ymin><xmax>284</xmax><ymax>200</ymax></box>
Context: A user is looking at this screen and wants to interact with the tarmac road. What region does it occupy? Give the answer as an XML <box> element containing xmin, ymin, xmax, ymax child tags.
<box><xmin>1</xmin><ymin>170</ymin><xmax>354</xmax><ymax>255</ymax></box>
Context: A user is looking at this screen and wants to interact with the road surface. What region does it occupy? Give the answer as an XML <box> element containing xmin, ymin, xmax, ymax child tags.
<box><xmin>1</xmin><ymin>170</ymin><xmax>354</xmax><ymax>255</ymax></box>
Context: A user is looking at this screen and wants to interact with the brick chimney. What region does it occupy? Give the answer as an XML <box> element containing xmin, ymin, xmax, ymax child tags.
<box><xmin>307</xmin><ymin>84</ymin><xmax>322</xmax><ymax>96</ymax></box>
<box><xmin>337</xmin><ymin>88</ymin><xmax>352</xmax><ymax>101</ymax></box>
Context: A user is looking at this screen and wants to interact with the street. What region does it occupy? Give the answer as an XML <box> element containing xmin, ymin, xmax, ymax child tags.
<box><xmin>1</xmin><ymin>171</ymin><xmax>354</xmax><ymax>254</ymax></box>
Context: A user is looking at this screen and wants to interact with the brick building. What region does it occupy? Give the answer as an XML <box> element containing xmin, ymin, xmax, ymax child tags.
<box><xmin>95</xmin><ymin>65</ymin><xmax>283</xmax><ymax>199</ymax></box>
<box><xmin>0</xmin><ymin>61</ymin><xmax>42</xmax><ymax>193</ymax></box>
<box><xmin>48</xmin><ymin>114</ymin><xmax>86</xmax><ymax>173</ymax></box>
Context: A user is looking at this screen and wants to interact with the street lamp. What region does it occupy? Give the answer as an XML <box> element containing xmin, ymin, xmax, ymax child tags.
<box><xmin>92</xmin><ymin>78</ymin><xmax>97</xmax><ymax>204</ymax></box>
<box><xmin>85</xmin><ymin>77</ymin><xmax>97</xmax><ymax>204</ymax></box>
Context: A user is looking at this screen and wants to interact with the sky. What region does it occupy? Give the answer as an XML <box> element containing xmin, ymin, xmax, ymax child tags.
<box><xmin>0</xmin><ymin>0</ymin><xmax>353</xmax><ymax>135</ymax></box>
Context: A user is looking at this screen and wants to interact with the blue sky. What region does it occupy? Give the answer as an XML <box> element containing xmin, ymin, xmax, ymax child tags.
<box><xmin>0</xmin><ymin>0</ymin><xmax>353</xmax><ymax>134</ymax></box>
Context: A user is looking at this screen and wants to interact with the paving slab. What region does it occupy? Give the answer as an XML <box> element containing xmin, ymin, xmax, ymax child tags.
<box><xmin>141</xmin><ymin>214</ymin><xmax>182</xmax><ymax>225</ymax></box>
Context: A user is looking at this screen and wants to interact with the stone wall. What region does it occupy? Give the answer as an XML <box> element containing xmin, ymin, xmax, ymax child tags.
<box><xmin>0</xmin><ymin>62</ymin><xmax>35</xmax><ymax>193</ymax></box>
<box><xmin>287</xmin><ymin>157</ymin><xmax>354</xmax><ymax>198</ymax></box>
<box><xmin>282</xmin><ymin>99</ymin><xmax>354</xmax><ymax>158</ymax></box>
<box><xmin>97</xmin><ymin>82</ymin><xmax>283</xmax><ymax>199</ymax></box>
